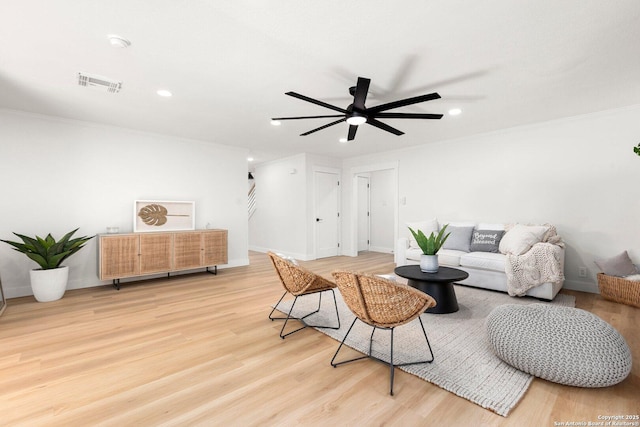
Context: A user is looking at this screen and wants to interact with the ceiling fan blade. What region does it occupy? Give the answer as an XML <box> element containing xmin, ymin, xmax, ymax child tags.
<box><xmin>366</xmin><ymin>118</ymin><xmax>404</xmax><ymax>136</ymax></box>
<box><xmin>272</xmin><ymin>114</ymin><xmax>345</xmax><ymax>120</ymax></box>
<box><xmin>347</xmin><ymin>125</ymin><xmax>358</xmax><ymax>141</ymax></box>
<box><xmin>300</xmin><ymin>118</ymin><xmax>346</xmax><ymax>136</ymax></box>
<box><xmin>374</xmin><ymin>112</ymin><xmax>444</xmax><ymax>119</ymax></box>
<box><xmin>367</xmin><ymin>92</ymin><xmax>441</xmax><ymax>114</ymax></box>
<box><xmin>352</xmin><ymin>77</ymin><xmax>371</xmax><ymax>110</ymax></box>
<box><xmin>286</xmin><ymin>92</ymin><xmax>347</xmax><ymax>114</ymax></box>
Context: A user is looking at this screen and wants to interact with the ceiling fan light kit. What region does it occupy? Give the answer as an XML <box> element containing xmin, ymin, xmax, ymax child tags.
<box><xmin>346</xmin><ymin>114</ymin><xmax>367</xmax><ymax>126</ymax></box>
<box><xmin>272</xmin><ymin>77</ymin><xmax>443</xmax><ymax>141</ymax></box>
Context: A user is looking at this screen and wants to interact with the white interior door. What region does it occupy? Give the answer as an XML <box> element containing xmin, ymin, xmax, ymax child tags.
<box><xmin>315</xmin><ymin>170</ymin><xmax>339</xmax><ymax>258</ymax></box>
<box><xmin>357</xmin><ymin>175</ymin><xmax>370</xmax><ymax>252</ymax></box>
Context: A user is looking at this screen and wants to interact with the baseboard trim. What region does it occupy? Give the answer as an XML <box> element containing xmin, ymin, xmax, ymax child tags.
<box><xmin>248</xmin><ymin>246</ymin><xmax>313</xmax><ymax>261</ymax></box>
<box><xmin>562</xmin><ymin>279</ymin><xmax>599</xmax><ymax>294</ymax></box>
<box><xmin>368</xmin><ymin>246</ymin><xmax>394</xmax><ymax>254</ymax></box>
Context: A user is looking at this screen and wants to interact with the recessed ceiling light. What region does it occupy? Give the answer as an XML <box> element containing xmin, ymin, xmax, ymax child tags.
<box><xmin>247</xmin><ymin>157</ymin><xmax>254</xmax><ymax>162</ymax></box>
<box><xmin>339</xmin><ymin>137</ymin><xmax>348</xmax><ymax>143</ymax></box>
<box><xmin>107</xmin><ymin>35</ymin><xmax>131</xmax><ymax>48</ymax></box>
<box><xmin>157</xmin><ymin>89</ymin><xmax>172</xmax><ymax>97</ymax></box>
<box><xmin>271</xmin><ymin>120</ymin><xmax>281</xmax><ymax>126</ymax></box>
<box><xmin>448</xmin><ymin>108</ymin><xmax>462</xmax><ymax>116</ymax></box>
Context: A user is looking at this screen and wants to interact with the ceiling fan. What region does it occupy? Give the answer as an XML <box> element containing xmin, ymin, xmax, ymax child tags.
<box><xmin>272</xmin><ymin>77</ymin><xmax>443</xmax><ymax>141</ymax></box>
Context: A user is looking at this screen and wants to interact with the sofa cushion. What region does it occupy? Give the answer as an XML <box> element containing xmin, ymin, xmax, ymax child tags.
<box><xmin>437</xmin><ymin>249</ymin><xmax>466</xmax><ymax>267</ymax></box>
<box><xmin>499</xmin><ymin>224</ymin><xmax>549</xmax><ymax>255</ymax></box>
<box><xmin>406</xmin><ymin>218</ymin><xmax>439</xmax><ymax>249</ymax></box>
<box><xmin>594</xmin><ymin>251</ymin><xmax>638</xmax><ymax>277</ymax></box>
<box><xmin>460</xmin><ymin>252</ymin><xmax>506</xmax><ymax>272</ymax></box>
<box><xmin>406</xmin><ymin>247</ymin><xmax>423</xmax><ymax>262</ymax></box>
<box><xmin>442</xmin><ymin>225</ymin><xmax>474</xmax><ymax>252</ymax></box>
<box><xmin>469</xmin><ymin>229</ymin><xmax>505</xmax><ymax>253</ymax></box>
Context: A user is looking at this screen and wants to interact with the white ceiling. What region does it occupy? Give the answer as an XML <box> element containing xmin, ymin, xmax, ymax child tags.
<box><xmin>2</xmin><ymin>1</ymin><xmax>640</xmax><ymax>163</ymax></box>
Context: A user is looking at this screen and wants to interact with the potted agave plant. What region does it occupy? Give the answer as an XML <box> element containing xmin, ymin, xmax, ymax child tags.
<box><xmin>1</xmin><ymin>228</ymin><xmax>93</xmax><ymax>302</ymax></box>
<box><xmin>408</xmin><ymin>224</ymin><xmax>450</xmax><ymax>273</ymax></box>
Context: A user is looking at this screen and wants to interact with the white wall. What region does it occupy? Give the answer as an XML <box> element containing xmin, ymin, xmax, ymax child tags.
<box><xmin>0</xmin><ymin>109</ymin><xmax>250</xmax><ymax>298</ymax></box>
<box><xmin>249</xmin><ymin>154</ymin><xmax>308</xmax><ymax>258</ymax></box>
<box><xmin>341</xmin><ymin>104</ymin><xmax>640</xmax><ymax>293</ymax></box>
<box><xmin>249</xmin><ymin>153</ymin><xmax>341</xmax><ymax>260</ymax></box>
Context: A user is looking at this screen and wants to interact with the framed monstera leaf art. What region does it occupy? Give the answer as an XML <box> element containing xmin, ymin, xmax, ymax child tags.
<box><xmin>134</xmin><ymin>200</ymin><xmax>195</xmax><ymax>232</ymax></box>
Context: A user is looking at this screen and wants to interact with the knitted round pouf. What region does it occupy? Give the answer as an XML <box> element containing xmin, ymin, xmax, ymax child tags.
<box><xmin>486</xmin><ymin>303</ymin><xmax>632</xmax><ymax>387</ymax></box>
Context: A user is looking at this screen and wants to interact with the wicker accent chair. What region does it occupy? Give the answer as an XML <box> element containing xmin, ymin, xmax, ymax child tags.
<box><xmin>330</xmin><ymin>270</ymin><xmax>437</xmax><ymax>395</ymax></box>
<box><xmin>267</xmin><ymin>252</ymin><xmax>340</xmax><ymax>339</ymax></box>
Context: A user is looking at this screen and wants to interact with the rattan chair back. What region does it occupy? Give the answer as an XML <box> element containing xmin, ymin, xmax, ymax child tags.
<box><xmin>267</xmin><ymin>252</ymin><xmax>336</xmax><ymax>296</ymax></box>
<box><xmin>332</xmin><ymin>271</ymin><xmax>436</xmax><ymax>328</ymax></box>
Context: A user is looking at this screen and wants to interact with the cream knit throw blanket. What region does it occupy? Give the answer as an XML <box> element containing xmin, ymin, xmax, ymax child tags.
<box><xmin>505</xmin><ymin>225</ymin><xmax>565</xmax><ymax>296</ymax></box>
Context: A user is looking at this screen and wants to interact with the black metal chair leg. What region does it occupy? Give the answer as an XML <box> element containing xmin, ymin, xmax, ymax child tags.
<box><xmin>331</xmin><ymin>318</ymin><xmax>368</xmax><ymax>367</ymax></box>
<box><xmin>390</xmin><ymin>327</ymin><xmax>395</xmax><ymax>396</ymax></box>
<box><xmin>278</xmin><ymin>296</ymin><xmax>308</xmax><ymax>339</ymax></box>
<box><xmin>418</xmin><ymin>317</ymin><xmax>434</xmax><ymax>362</ymax></box>
<box><xmin>368</xmin><ymin>326</ymin><xmax>376</xmax><ymax>356</ymax></box>
<box><xmin>331</xmin><ymin>317</ymin><xmax>435</xmax><ymax>395</ymax></box>
<box><xmin>269</xmin><ymin>292</ymin><xmax>288</xmax><ymax>321</ymax></box>
<box><xmin>329</xmin><ymin>289</ymin><xmax>341</xmax><ymax>330</ymax></box>
<box><xmin>270</xmin><ymin>289</ymin><xmax>341</xmax><ymax>338</ymax></box>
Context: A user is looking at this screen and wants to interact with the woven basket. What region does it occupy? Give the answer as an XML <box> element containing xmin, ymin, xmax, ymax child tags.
<box><xmin>597</xmin><ymin>273</ymin><xmax>640</xmax><ymax>308</ymax></box>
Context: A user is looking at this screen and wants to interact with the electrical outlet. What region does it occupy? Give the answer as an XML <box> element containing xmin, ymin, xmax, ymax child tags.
<box><xmin>578</xmin><ymin>267</ymin><xmax>587</xmax><ymax>278</ymax></box>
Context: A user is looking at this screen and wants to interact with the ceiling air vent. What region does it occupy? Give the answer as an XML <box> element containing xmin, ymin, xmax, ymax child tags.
<box><xmin>77</xmin><ymin>72</ymin><xmax>122</xmax><ymax>93</ymax></box>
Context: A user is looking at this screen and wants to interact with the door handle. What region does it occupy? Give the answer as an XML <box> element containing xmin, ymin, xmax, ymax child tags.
<box><xmin>316</xmin><ymin>218</ymin><xmax>323</xmax><ymax>222</ymax></box>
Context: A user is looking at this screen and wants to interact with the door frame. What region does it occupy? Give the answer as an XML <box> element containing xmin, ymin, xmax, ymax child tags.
<box><xmin>312</xmin><ymin>166</ymin><xmax>341</xmax><ymax>259</ymax></box>
<box><xmin>356</xmin><ymin>174</ymin><xmax>371</xmax><ymax>252</ymax></box>
<box><xmin>348</xmin><ymin>161</ymin><xmax>399</xmax><ymax>257</ymax></box>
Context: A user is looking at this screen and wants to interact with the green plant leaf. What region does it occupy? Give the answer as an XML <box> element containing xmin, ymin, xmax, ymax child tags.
<box><xmin>1</xmin><ymin>228</ymin><xmax>93</xmax><ymax>269</ymax></box>
<box><xmin>24</xmin><ymin>252</ymin><xmax>49</xmax><ymax>269</ymax></box>
<box><xmin>408</xmin><ymin>226</ymin><xmax>450</xmax><ymax>255</ymax></box>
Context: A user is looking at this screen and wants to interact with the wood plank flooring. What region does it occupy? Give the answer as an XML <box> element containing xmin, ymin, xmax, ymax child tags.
<box><xmin>0</xmin><ymin>251</ymin><xmax>638</xmax><ymax>426</ymax></box>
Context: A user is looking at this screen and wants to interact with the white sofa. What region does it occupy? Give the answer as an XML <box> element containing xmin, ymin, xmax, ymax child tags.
<box><xmin>395</xmin><ymin>219</ymin><xmax>565</xmax><ymax>300</ymax></box>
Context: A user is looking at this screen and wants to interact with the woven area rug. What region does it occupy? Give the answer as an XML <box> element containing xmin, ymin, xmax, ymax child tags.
<box><xmin>275</xmin><ymin>283</ymin><xmax>575</xmax><ymax>417</ymax></box>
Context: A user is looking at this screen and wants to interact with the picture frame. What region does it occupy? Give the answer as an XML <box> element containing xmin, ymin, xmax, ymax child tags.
<box><xmin>134</xmin><ymin>200</ymin><xmax>195</xmax><ymax>232</ymax></box>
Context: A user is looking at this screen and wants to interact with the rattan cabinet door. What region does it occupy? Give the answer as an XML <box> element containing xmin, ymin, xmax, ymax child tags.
<box><xmin>173</xmin><ymin>232</ymin><xmax>203</xmax><ymax>270</ymax></box>
<box><xmin>202</xmin><ymin>230</ymin><xmax>228</xmax><ymax>266</ymax></box>
<box><xmin>139</xmin><ymin>233</ymin><xmax>173</xmax><ymax>274</ymax></box>
<box><xmin>99</xmin><ymin>235</ymin><xmax>140</xmax><ymax>280</ymax></box>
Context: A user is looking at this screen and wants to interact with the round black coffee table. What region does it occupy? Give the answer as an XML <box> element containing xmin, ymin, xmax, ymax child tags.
<box><xmin>394</xmin><ymin>265</ymin><xmax>469</xmax><ymax>314</ymax></box>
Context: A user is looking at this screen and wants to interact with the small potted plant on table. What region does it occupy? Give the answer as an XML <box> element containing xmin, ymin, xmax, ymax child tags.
<box><xmin>408</xmin><ymin>224</ymin><xmax>450</xmax><ymax>273</ymax></box>
<box><xmin>1</xmin><ymin>228</ymin><xmax>93</xmax><ymax>302</ymax></box>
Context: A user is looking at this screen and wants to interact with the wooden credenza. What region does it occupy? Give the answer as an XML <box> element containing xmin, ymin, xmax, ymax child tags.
<box><xmin>97</xmin><ymin>229</ymin><xmax>227</xmax><ymax>288</ymax></box>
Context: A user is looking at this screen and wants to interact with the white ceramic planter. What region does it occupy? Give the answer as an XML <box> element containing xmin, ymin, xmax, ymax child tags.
<box><xmin>29</xmin><ymin>266</ymin><xmax>69</xmax><ymax>302</ymax></box>
<box><xmin>420</xmin><ymin>254</ymin><xmax>439</xmax><ymax>273</ymax></box>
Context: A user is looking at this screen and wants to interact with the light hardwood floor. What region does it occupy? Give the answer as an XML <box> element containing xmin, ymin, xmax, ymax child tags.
<box><xmin>1</xmin><ymin>251</ymin><xmax>638</xmax><ymax>426</ymax></box>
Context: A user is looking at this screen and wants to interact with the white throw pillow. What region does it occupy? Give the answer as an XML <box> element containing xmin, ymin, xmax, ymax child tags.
<box><xmin>406</xmin><ymin>218</ymin><xmax>439</xmax><ymax>248</ymax></box>
<box><xmin>499</xmin><ymin>224</ymin><xmax>549</xmax><ymax>255</ymax></box>
<box><xmin>594</xmin><ymin>251</ymin><xmax>638</xmax><ymax>277</ymax></box>
<box><xmin>442</xmin><ymin>221</ymin><xmax>476</xmax><ymax>228</ymax></box>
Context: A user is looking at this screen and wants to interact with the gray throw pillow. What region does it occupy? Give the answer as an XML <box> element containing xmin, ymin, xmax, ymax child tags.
<box><xmin>441</xmin><ymin>225</ymin><xmax>474</xmax><ymax>252</ymax></box>
<box><xmin>594</xmin><ymin>251</ymin><xmax>638</xmax><ymax>277</ymax></box>
<box><xmin>469</xmin><ymin>229</ymin><xmax>505</xmax><ymax>253</ymax></box>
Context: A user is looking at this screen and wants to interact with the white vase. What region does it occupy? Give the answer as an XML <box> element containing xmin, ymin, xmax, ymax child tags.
<box><xmin>420</xmin><ymin>254</ymin><xmax>439</xmax><ymax>273</ymax></box>
<box><xmin>29</xmin><ymin>266</ymin><xmax>69</xmax><ymax>302</ymax></box>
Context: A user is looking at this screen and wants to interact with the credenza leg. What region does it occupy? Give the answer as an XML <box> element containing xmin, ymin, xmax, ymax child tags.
<box><xmin>206</xmin><ymin>266</ymin><xmax>218</xmax><ymax>275</ymax></box>
<box><xmin>112</xmin><ymin>279</ymin><xmax>120</xmax><ymax>290</ymax></box>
